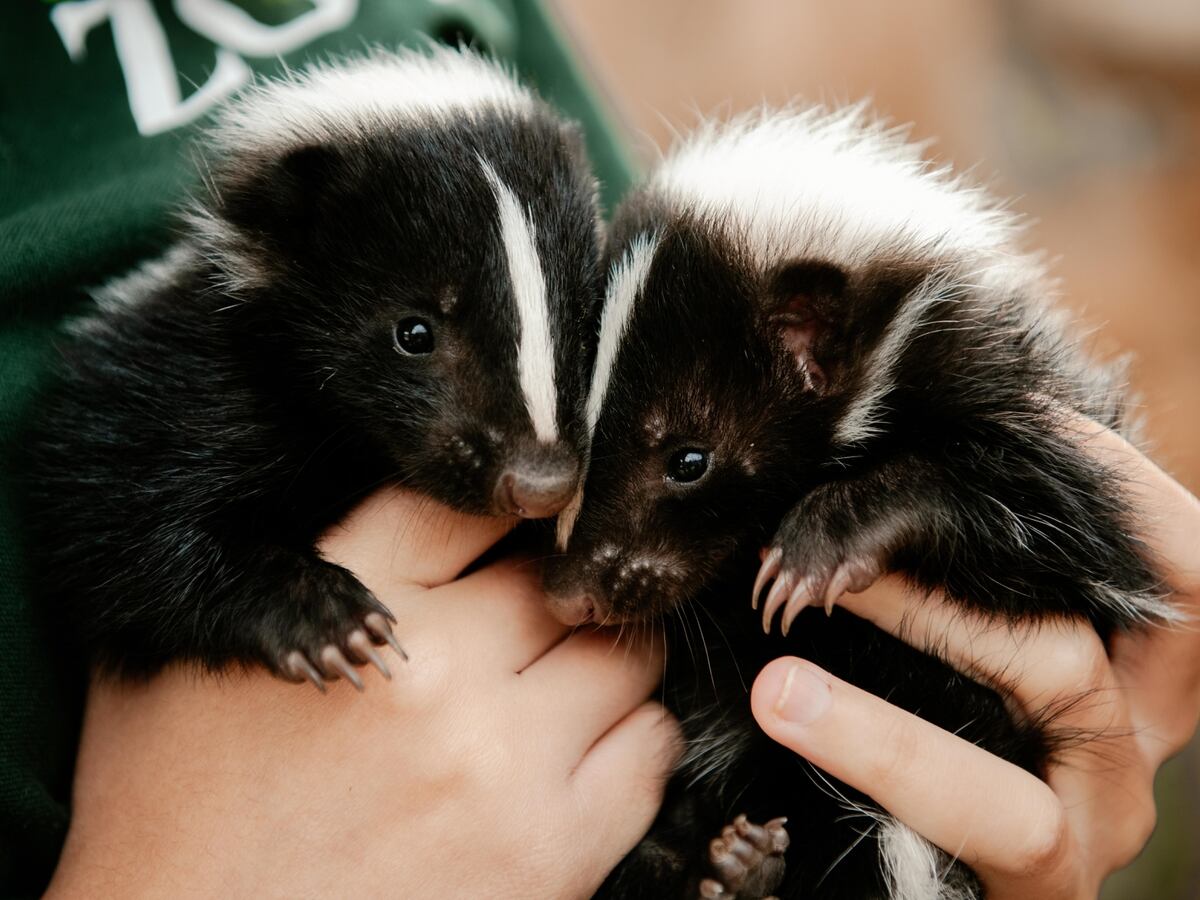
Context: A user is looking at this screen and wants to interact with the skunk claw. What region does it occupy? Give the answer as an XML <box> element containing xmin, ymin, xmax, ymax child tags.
<box><xmin>822</xmin><ymin>566</ymin><xmax>854</xmax><ymax>616</ymax></box>
<box><xmin>367</xmin><ymin>596</ymin><xmax>398</xmax><ymax>624</ymax></box>
<box><xmin>753</xmin><ymin>547</ymin><xmax>783</xmax><ymax>610</ymax></box>
<box><xmin>286</xmin><ymin>650</ymin><xmax>326</xmax><ymax>693</ymax></box>
<box><xmin>761</xmin><ymin>570</ymin><xmax>796</xmax><ymax>634</ymax></box>
<box><xmin>780</xmin><ymin>574</ymin><xmax>817</xmax><ymax>636</ymax></box>
<box><xmin>347</xmin><ymin>629</ymin><xmax>392</xmax><ymax>680</ymax></box>
<box><xmin>765</xmin><ymin>817</ymin><xmax>790</xmax><ymax>854</ymax></box>
<box><xmin>365</xmin><ymin>612</ymin><xmax>408</xmax><ymax>662</ymax></box>
<box><xmin>733</xmin><ymin>814</ymin><xmax>779</xmax><ymax>856</ymax></box>
<box><xmin>321</xmin><ymin>645</ymin><xmax>365</xmax><ymax>691</ymax></box>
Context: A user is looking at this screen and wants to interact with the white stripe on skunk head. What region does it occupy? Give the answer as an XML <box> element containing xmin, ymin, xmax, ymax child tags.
<box><xmin>208</xmin><ymin>44</ymin><xmax>537</xmax><ymax>158</ymax></box>
<box><xmin>586</xmin><ymin>232</ymin><xmax>662</xmax><ymax>436</ymax></box>
<box><xmin>648</xmin><ymin>104</ymin><xmax>1020</xmax><ymax>272</ymax></box>
<box><xmin>556</xmin><ymin>231</ymin><xmax>661</xmax><ymax>551</ymax></box>
<box><xmin>481</xmin><ymin>159</ymin><xmax>559</xmax><ymax>445</ymax></box>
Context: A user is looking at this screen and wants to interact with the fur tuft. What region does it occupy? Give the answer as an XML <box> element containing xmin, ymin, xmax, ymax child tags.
<box><xmin>649</xmin><ymin>104</ymin><xmax>1020</xmax><ymax>271</ymax></box>
<box><xmin>878</xmin><ymin>818</ymin><xmax>979</xmax><ymax>900</ymax></box>
<box><xmin>208</xmin><ymin>44</ymin><xmax>536</xmax><ymax>158</ymax></box>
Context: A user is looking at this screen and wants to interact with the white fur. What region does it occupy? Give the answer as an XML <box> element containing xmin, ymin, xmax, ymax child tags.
<box><xmin>677</xmin><ymin>711</ymin><xmax>755</xmax><ymax>789</ymax></box>
<box><xmin>181</xmin><ymin>205</ymin><xmax>269</xmax><ymax>293</ymax></box>
<box><xmin>481</xmin><ymin>160</ymin><xmax>558</xmax><ymax>444</ymax></box>
<box><xmin>878</xmin><ymin>817</ymin><xmax>978</xmax><ymax>900</ymax></box>
<box><xmin>556</xmin><ymin>232</ymin><xmax>661</xmax><ymax>550</ymax></box>
<box><xmin>554</xmin><ymin>485</ymin><xmax>585</xmax><ymax>552</ymax></box>
<box><xmin>586</xmin><ymin>232</ymin><xmax>661</xmax><ymax>434</ymax></box>
<box><xmin>1089</xmin><ymin>579</ymin><xmax>1184</xmax><ymax>624</ymax></box>
<box><xmin>649</xmin><ymin>104</ymin><xmax>1019</xmax><ymax>273</ymax></box>
<box><xmin>210</xmin><ymin>45</ymin><xmax>537</xmax><ymax>157</ymax></box>
<box><xmin>184</xmin><ymin>47</ymin><xmax>540</xmax><ymax>294</ymax></box>
<box><xmin>91</xmin><ymin>244</ymin><xmax>198</xmax><ymax>314</ymax></box>
<box><xmin>834</xmin><ymin>274</ymin><xmax>958</xmax><ymax>445</ymax></box>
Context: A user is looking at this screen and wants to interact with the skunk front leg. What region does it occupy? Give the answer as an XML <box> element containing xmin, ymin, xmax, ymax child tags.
<box><xmin>74</xmin><ymin>526</ymin><xmax>403</xmax><ymax>687</ymax></box>
<box><xmin>754</xmin><ymin>454</ymin><xmax>951</xmax><ymax>635</ymax></box>
<box><xmin>754</xmin><ymin>434</ymin><xmax>1163</xmax><ymax>634</ymax></box>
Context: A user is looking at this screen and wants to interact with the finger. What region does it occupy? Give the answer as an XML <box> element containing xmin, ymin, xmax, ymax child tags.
<box><xmin>1065</xmin><ymin>415</ymin><xmax>1200</xmax><ymax>596</ymax></box>
<box><xmin>523</xmin><ymin>628</ymin><xmax>665</xmax><ymax>759</ymax></box>
<box><xmin>408</xmin><ymin>558</ymin><xmax>568</xmax><ymax>671</ymax></box>
<box><xmin>750</xmin><ymin>658</ymin><xmax>1081</xmax><ymax>894</ymax></box>
<box><xmin>834</xmin><ymin>577</ymin><xmax>1116</xmax><ymax>719</ymax></box>
<box><xmin>1044</xmin><ymin>738</ymin><xmax>1156</xmax><ymax>878</ymax></box>
<box><xmin>570</xmin><ymin>702</ymin><xmax>683</xmax><ymax>890</ymax></box>
<box><xmin>1110</xmin><ymin>620</ymin><xmax>1200</xmax><ymax>761</ymax></box>
<box><xmin>1065</xmin><ymin>420</ymin><xmax>1200</xmax><ymax>756</ymax></box>
<box><xmin>319</xmin><ymin>486</ymin><xmax>517</xmax><ymax>591</ymax></box>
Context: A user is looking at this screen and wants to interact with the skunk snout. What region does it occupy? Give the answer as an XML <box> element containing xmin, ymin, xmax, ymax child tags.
<box><xmin>542</xmin><ymin>543</ymin><xmax>684</xmax><ymax>625</ymax></box>
<box><xmin>493</xmin><ymin>442</ymin><xmax>579</xmax><ymax>518</ymax></box>
<box><xmin>542</xmin><ymin>553</ymin><xmax>610</xmax><ymax>626</ymax></box>
<box><xmin>545</xmin><ymin>592</ymin><xmax>597</xmax><ymax>627</ymax></box>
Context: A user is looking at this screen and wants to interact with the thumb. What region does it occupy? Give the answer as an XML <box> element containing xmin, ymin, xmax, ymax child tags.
<box><xmin>750</xmin><ymin>657</ymin><xmax>835</xmax><ymax>756</ymax></box>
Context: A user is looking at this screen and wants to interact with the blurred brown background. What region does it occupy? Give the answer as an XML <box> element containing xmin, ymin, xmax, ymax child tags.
<box><xmin>551</xmin><ymin>1</ymin><xmax>1200</xmax><ymax>895</ymax></box>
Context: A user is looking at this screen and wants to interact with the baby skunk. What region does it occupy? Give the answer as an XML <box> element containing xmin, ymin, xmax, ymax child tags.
<box><xmin>544</xmin><ymin>107</ymin><xmax>1172</xmax><ymax>899</ymax></box>
<box><xmin>26</xmin><ymin>47</ymin><xmax>602</xmax><ymax>690</ymax></box>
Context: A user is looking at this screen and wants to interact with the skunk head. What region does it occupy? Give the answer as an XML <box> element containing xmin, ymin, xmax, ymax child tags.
<box><xmin>191</xmin><ymin>47</ymin><xmax>600</xmax><ymax>517</ymax></box>
<box><xmin>542</xmin><ymin>216</ymin><xmax>810</xmax><ymax>624</ymax></box>
<box><xmin>545</xmin><ymin>105</ymin><xmax>1038</xmax><ymax>624</ymax></box>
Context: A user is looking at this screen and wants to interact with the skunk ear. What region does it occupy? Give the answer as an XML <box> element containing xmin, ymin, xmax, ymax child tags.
<box><xmin>766</xmin><ymin>261</ymin><xmax>847</xmax><ymax>393</ymax></box>
<box><xmin>220</xmin><ymin>143</ymin><xmax>342</xmax><ymax>241</ymax></box>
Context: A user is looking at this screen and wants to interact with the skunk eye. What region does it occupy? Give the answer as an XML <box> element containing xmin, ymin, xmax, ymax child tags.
<box><xmin>666</xmin><ymin>449</ymin><xmax>709</xmax><ymax>484</ymax></box>
<box><xmin>394</xmin><ymin>317</ymin><xmax>434</xmax><ymax>355</ymax></box>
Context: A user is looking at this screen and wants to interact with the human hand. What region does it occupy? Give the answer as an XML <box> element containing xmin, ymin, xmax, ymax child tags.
<box><xmin>750</xmin><ymin>422</ymin><xmax>1200</xmax><ymax>899</ymax></box>
<box><xmin>46</xmin><ymin>488</ymin><xmax>681</xmax><ymax>900</ymax></box>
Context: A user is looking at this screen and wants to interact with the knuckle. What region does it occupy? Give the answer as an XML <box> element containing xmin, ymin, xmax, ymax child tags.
<box><xmin>1041</xmin><ymin>631</ymin><xmax>1109</xmax><ymax>693</ymax></box>
<box><xmin>1010</xmin><ymin>802</ymin><xmax>1071</xmax><ymax>876</ymax></box>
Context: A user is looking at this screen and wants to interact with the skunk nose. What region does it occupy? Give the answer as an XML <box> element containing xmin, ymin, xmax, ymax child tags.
<box><xmin>547</xmin><ymin>592</ymin><xmax>597</xmax><ymax>626</ymax></box>
<box><xmin>494</xmin><ymin>444</ymin><xmax>579</xmax><ymax>518</ymax></box>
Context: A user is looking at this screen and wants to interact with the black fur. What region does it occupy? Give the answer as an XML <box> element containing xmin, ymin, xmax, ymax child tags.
<box><xmin>23</xmin><ymin>50</ymin><xmax>603</xmax><ymax>681</ymax></box>
<box><xmin>545</xmin><ymin>116</ymin><xmax>1167</xmax><ymax>898</ymax></box>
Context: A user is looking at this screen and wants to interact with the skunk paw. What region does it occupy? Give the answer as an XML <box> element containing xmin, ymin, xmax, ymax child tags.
<box><xmin>753</xmin><ymin>504</ymin><xmax>888</xmax><ymax>635</ymax></box>
<box><xmin>258</xmin><ymin>561</ymin><xmax>406</xmax><ymax>692</ymax></box>
<box><xmin>698</xmin><ymin>815</ymin><xmax>789</xmax><ymax>900</ymax></box>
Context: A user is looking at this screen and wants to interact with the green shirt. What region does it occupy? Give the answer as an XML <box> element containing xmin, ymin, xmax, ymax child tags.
<box><xmin>0</xmin><ymin>3</ymin><xmax>632</xmax><ymax>893</ymax></box>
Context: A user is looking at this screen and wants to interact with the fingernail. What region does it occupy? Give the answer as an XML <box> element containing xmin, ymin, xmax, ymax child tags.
<box><xmin>772</xmin><ymin>663</ymin><xmax>832</xmax><ymax>725</ymax></box>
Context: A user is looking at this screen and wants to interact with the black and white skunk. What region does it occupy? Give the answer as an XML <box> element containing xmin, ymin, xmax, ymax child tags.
<box><xmin>25</xmin><ymin>47</ymin><xmax>603</xmax><ymax>689</ymax></box>
<box><xmin>544</xmin><ymin>107</ymin><xmax>1173</xmax><ymax>899</ymax></box>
